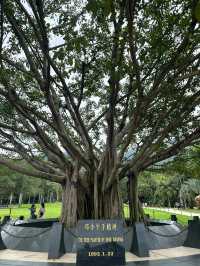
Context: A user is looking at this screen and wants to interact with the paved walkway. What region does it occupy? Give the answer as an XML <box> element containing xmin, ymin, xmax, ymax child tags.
<box><xmin>0</xmin><ymin>257</ymin><xmax>200</xmax><ymax>266</ymax></box>
<box><xmin>0</xmin><ymin>247</ymin><xmax>199</xmax><ymax>263</ymax></box>
<box><xmin>148</xmin><ymin>207</ymin><xmax>200</xmax><ymax>218</ymax></box>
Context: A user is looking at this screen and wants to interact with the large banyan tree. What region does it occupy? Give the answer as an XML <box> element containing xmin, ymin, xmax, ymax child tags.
<box><xmin>0</xmin><ymin>0</ymin><xmax>199</xmax><ymax>227</ymax></box>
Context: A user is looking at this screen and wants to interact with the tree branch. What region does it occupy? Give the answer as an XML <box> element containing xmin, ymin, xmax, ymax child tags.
<box><xmin>0</xmin><ymin>158</ymin><xmax>64</xmax><ymax>182</ymax></box>
<box><xmin>142</xmin><ymin>128</ymin><xmax>200</xmax><ymax>170</ymax></box>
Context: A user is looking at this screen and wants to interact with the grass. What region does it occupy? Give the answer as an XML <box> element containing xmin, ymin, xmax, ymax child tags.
<box><xmin>0</xmin><ymin>202</ymin><xmax>62</xmax><ymax>220</ymax></box>
<box><xmin>184</xmin><ymin>208</ymin><xmax>200</xmax><ymax>213</ymax></box>
<box><xmin>143</xmin><ymin>208</ymin><xmax>190</xmax><ymax>225</ymax></box>
<box><xmin>124</xmin><ymin>204</ymin><xmax>129</xmax><ymax>218</ymax></box>
<box><xmin>0</xmin><ymin>203</ymin><xmax>193</xmax><ymax>225</ymax></box>
<box><xmin>124</xmin><ymin>205</ymin><xmax>191</xmax><ymax>225</ymax></box>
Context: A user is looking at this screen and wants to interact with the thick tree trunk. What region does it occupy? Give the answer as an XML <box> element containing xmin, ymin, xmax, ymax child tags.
<box><xmin>60</xmin><ymin>165</ymin><xmax>141</xmax><ymax>227</ymax></box>
<box><xmin>60</xmin><ymin>163</ymin><xmax>79</xmax><ymax>228</ymax></box>
<box><xmin>94</xmin><ymin>172</ymin><xmax>99</xmax><ymax>219</ymax></box>
<box><xmin>128</xmin><ymin>172</ymin><xmax>139</xmax><ymax>223</ymax></box>
<box><xmin>61</xmin><ymin>179</ymin><xmax>77</xmax><ymax>228</ymax></box>
<box><xmin>101</xmin><ymin>182</ymin><xmax>123</xmax><ymax>219</ymax></box>
<box><xmin>77</xmin><ymin>186</ymin><xmax>94</xmax><ymax>220</ymax></box>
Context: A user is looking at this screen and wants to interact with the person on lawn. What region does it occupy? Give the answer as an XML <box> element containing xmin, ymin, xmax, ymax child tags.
<box><xmin>38</xmin><ymin>202</ymin><xmax>45</xmax><ymax>218</ymax></box>
<box><xmin>30</xmin><ymin>204</ymin><xmax>37</xmax><ymax>219</ymax></box>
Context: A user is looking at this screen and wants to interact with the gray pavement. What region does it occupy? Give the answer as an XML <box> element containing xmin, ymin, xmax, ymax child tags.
<box><xmin>0</xmin><ymin>255</ymin><xmax>200</xmax><ymax>266</ymax></box>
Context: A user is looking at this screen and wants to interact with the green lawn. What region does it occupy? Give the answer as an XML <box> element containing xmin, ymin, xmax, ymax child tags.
<box><xmin>124</xmin><ymin>205</ymin><xmax>190</xmax><ymax>225</ymax></box>
<box><xmin>2</xmin><ymin>203</ymin><xmax>131</xmax><ymax>220</ymax></box>
<box><xmin>124</xmin><ymin>204</ymin><xmax>129</xmax><ymax>218</ymax></box>
<box><xmin>184</xmin><ymin>208</ymin><xmax>200</xmax><ymax>214</ymax></box>
<box><xmin>0</xmin><ymin>203</ymin><xmax>193</xmax><ymax>225</ymax></box>
<box><xmin>0</xmin><ymin>202</ymin><xmax>62</xmax><ymax>220</ymax></box>
<box><xmin>143</xmin><ymin>208</ymin><xmax>190</xmax><ymax>225</ymax></box>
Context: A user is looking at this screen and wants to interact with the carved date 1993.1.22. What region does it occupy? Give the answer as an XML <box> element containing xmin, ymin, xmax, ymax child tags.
<box><xmin>88</xmin><ymin>251</ymin><xmax>114</xmax><ymax>257</ymax></box>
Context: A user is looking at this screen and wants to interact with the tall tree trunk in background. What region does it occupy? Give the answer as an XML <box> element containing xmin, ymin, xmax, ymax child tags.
<box><xmin>9</xmin><ymin>193</ymin><xmax>13</xmax><ymax>205</ymax></box>
<box><xmin>168</xmin><ymin>196</ymin><xmax>171</xmax><ymax>208</ymax></box>
<box><xmin>50</xmin><ymin>192</ymin><xmax>52</xmax><ymax>203</ymax></box>
<box><xmin>33</xmin><ymin>194</ymin><xmax>35</xmax><ymax>203</ymax></box>
<box><xmin>48</xmin><ymin>192</ymin><xmax>51</xmax><ymax>203</ymax></box>
<box><xmin>128</xmin><ymin>171</ymin><xmax>139</xmax><ymax>224</ymax></box>
<box><xmin>18</xmin><ymin>193</ymin><xmax>23</xmax><ymax>206</ymax></box>
<box><xmin>56</xmin><ymin>190</ymin><xmax>60</xmax><ymax>202</ymax></box>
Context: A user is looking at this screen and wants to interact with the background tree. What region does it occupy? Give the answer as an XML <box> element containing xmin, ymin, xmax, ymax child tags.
<box><xmin>136</xmin><ymin>173</ymin><xmax>185</xmax><ymax>208</ymax></box>
<box><xmin>180</xmin><ymin>179</ymin><xmax>200</xmax><ymax>208</ymax></box>
<box><xmin>153</xmin><ymin>175</ymin><xmax>184</xmax><ymax>207</ymax></box>
<box><xmin>137</xmin><ymin>172</ymin><xmax>157</xmax><ymax>205</ymax></box>
<box><xmin>163</xmin><ymin>146</ymin><xmax>200</xmax><ymax>179</ymax></box>
<box><xmin>0</xmin><ymin>164</ymin><xmax>60</xmax><ymax>205</ymax></box>
<box><xmin>136</xmin><ymin>145</ymin><xmax>200</xmax><ymax>208</ymax></box>
<box><xmin>0</xmin><ymin>166</ymin><xmax>16</xmax><ymax>204</ymax></box>
<box><xmin>0</xmin><ymin>0</ymin><xmax>199</xmax><ymax>227</ymax></box>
